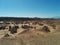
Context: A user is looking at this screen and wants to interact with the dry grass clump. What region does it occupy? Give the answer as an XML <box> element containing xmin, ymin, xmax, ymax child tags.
<box><xmin>4</xmin><ymin>34</ymin><xmax>10</xmax><ymax>37</ymax></box>
<box><xmin>9</xmin><ymin>26</ymin><xmax>19</xmax><ymax>34</ymax></box>
<box><xmin>21</xmin><ymin>25</ymin><xmax>33</xmax><ymax>29</ymax></box>
<box><xmin>41</xmin><ymin>26</ymin><xmax>50</xmax><ymax>32</ymax></box>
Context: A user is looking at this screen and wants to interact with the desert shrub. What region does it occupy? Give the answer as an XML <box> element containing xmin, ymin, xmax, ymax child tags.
<box><xmin>21</xmin><ymin>25</ymin><xmax>33</xmax><ymax>29</ymax></box>
<box><xmin>11</xmin><ymin>27</ymin><xmax>17</xmax><ymax>34</ymax></box>
<box><xmin>5</xmin><ymin>23</ymin><xmax>10</xmax><ymax>24</ymax></box>
<box><xmin>4</xmin><ymin>34</ymin><xmax>9</xmax><ymax>37</ymax></box>
<box><xmin>41</xmin><ymin>26</ymin><xmax>50</xmax><ymax>32</ymax></box>
<box><xmin>39</xmin><ymin>23</ymin><xmax>43</xmax><ymax>26</ymax></box>
<box><xmin>9</xmin><ymin>26</ymin><xmax>19</xmax><ymax>34</ymax></box>
<box><xmin>0</xmin><ymin>26</ymin><xmax>6</xmax><ymax>30</ymax></box>
<box><xmin>51</xmin><ymin>24</ymin><xmax>56</xmax><ymax>29</ymax></box>
<box><xmin>33</xmin><ymin>22</ymin><xmax>38</xmax><ymax>25</ymax></box>
<box><xmin>9</xmin><ymin>26</ymin><xmax>11</xmax><ymax>31</ymax></box>
<box><xmin>34</xmin><ymin>27</ymin><xmax>36</xmax><ymax>29</ymax></box>
<box><xmin>15</xmin><ymin>25</ymin><xmax>19</xmax><ymax>28</ymax></box>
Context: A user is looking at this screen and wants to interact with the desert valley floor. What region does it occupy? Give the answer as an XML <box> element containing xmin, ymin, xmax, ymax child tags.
<box><xmin>0</xmin><ymin>17</ymin><xmax>60</xmax><ymax>45</ymax></box>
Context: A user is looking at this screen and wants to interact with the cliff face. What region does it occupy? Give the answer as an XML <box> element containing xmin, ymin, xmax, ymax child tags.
<box><xmin>0</xmin><ymin>17</ymin><xmax>60</xmax><ymax>45</ymax></box>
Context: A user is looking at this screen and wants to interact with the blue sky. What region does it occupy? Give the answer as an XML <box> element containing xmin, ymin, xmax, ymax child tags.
<box><xmin>0</xmin><ymin>0</ymin><xmax>60</xmax><ymax>18</ymax></box>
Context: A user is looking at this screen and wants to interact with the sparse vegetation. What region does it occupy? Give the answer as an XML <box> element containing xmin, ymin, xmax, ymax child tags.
<box><xmin>39</xmin><ymin>23</ymin><xmax>44</xmax><ymax>26</ymax></box>
<box><xmin>0</xmin><ymin>26</ymin><xmax>6</xmax><ymax>30</ymax></box>
<box><xmin>51</xmin><ymin>24</ymin><xmax>56</xmax><ymax>29</ymax></box>
<box><xmin>41</xmin><ymin>26</ymin><xmax>50</xmax><ymax>32</ymax></box>
<box><xmin>9</xmin><ymin>26</ymin><xmax>19</xmax><ymax>34</ymax></box>
<box><xmin>21</xmin><ymin>25</ymin><xmax>33</xmax><ymax>29</ymax></box>
<box><xmin>0</xmin><ymin>17</ymin><xmax>60</xmax><ymax>45</ymax></box>
<box><xmin>4</xmin><ymin>34</ymin><xmax>9</xmax><ymax>37</ymax></box>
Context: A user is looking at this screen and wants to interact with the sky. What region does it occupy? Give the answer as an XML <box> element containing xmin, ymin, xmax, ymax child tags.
<box><xmin>0</xmin><ymin>0</ymin><xmax>60</xmax><ymax>18</ymax></box>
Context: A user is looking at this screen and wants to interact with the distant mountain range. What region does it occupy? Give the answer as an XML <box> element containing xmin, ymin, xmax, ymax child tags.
<box><xmin>0</xmin><ymin>17</ymin><xmax>59</xmax><ymax>21</ymax></box>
